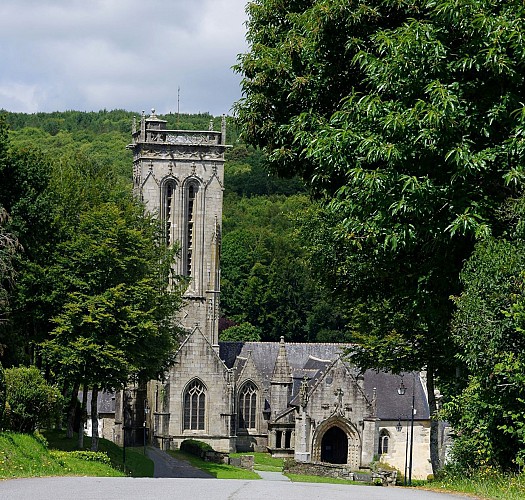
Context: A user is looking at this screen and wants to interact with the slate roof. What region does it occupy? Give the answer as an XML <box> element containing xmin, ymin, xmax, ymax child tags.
<box><xmin>365</xmin><ymin>370</ymin><xmax>430</xmax><ymax>421</ymax></box>
<box><xmin>219</xmin><ymin>341</ymin><xmax>430</xmax><ymax>421</ymax></box>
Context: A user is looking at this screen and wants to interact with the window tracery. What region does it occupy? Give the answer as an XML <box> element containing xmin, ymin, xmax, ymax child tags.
<box><xmin>238</xmin><ymin>382</ymin><xmax>257</xmax><ymax>429</ymax></box>
<box><xmin>183</xmin><ymin>379</ymin><xmax>206</xmax><ymax>430</ymax></box>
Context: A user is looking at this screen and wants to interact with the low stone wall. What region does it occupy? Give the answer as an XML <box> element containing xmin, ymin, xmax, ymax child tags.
<box><xmin>284</xmin><ymin>460</ymin><xmax>355</xmax><ymax>480</ymax></box>
<box><xmin>284</xmin><ymin>460</ymin><xmax>397</xmax><ymax>486</ymax></box>
<box><xmin>203</xmin><ymin>450</ymin><xmax>229</xmax><ymax>463</ymax></box>
<box><xmin>227</xmin><ymin>455</ymin><xmax>254</xmax><ymax>470</ymax></box>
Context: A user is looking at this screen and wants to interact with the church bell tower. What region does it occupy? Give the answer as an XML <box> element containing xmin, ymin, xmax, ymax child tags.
<box><xmin>128</xmin><ymin>110</ymin><xmax>227</xmax><ymax>349</ymax></box>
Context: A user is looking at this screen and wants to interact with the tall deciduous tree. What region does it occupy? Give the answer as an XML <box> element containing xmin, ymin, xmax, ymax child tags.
<box><xmin>235</xmin><ymin>0</ymin><xmax>525</xmax><ymax>472</ymax></box>
<box><xmin>42</xmin><ymin>202</ymin><xmax>183</xmax><ymax>449</ymax></box>
<box><xmin>0</xmin><ymin>207</ymin><xmax>19</xmax><ymax>327</ymax></box>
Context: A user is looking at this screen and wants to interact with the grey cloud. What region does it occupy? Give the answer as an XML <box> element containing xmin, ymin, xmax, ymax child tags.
<box><xmin>0</xmin><ymin>0</ymin><xmax>247</xmax><ymax>115</ymax></box>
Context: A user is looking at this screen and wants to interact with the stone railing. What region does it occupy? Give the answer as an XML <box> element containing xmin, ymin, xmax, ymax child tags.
<box><xmin>145</xmin><ymin>129</ymin><xmax>222</xmax><ymax>145</ymax></box>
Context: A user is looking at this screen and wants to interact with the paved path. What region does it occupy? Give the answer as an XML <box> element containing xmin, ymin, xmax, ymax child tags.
<box><xmin>0</xmin><ymin>477</ymin><xmax>475</xmax><ymax>500</ymax></box>
<box><xmin>146</xmin><ymin>446</ymin><xmax>291</xmax><ymax>481</ymax></box>
<box><xmin>255</xmin><ymin>469</ymin><xmax>290</xmax><ymax>481</ymax></box>
<box><xmin>146</xmin><ymin>446</ymin><xmax>213</xmax><ymax>478</ymax></box>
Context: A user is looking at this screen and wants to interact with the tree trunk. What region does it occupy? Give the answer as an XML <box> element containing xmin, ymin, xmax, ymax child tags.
<box><xmin>426</xmin><ymin>367</ymin><xmax>441</xmax><ymax>475</ymax></box>
<box><xmin>90</xmin><ymin>385</ymin><xmax>99</xmax><ymax>451</ymax></box>
<box><xmin>78</xmin><ymin>384</ymin><xmax>88</xmax><ymax>449</ymax></box>
<box><xmin>66</xmin><ymin>381</ymin><xmax>80</xmax><ymax>439</ymax></box>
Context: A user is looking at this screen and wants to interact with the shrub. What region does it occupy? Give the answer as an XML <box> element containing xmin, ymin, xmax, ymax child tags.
<box><xmin>180</xmin><ymin>439</ymin><xmax>213</xmax><ymax>458</ymax></box>
<box><xmin>53</xmin><ymin>450</ymin><xmax>111</xmax><ymax>465</ymax></box>
<box><xmin>4</xmin><ymin>366</ymin><xmax>63</xmax><ymax>432</ymax></box>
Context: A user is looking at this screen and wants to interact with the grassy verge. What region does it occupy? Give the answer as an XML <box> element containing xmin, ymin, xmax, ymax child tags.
<box><xmin>42</xmin><ymin>429</ymin><xmax>153</xmax><ymax>477</ymax></box>
<box><xmin>230</xmin><ymin>451</ymin><xmax>284</xmax><ymax>472</ymax></box>
<box><xmin>428</xmin><ymin>472</ymin><xmax>525</xmax><ymax>500</ymax></box>
<box><xmin>167</xmin><ymin>450</ymin><xmax>260</xmax><ymax>479</ymax></box>
<box><xmin>0</xmin><ymin>431</ymin><xmax>123</xmax><ymax>479</ymax></box>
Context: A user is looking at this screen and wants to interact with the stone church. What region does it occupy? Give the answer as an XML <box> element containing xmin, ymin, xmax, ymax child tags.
<box><xmin>112</xmin><ymin>111</ymin><xmax>434</xmax><ymax>479</ymax></box>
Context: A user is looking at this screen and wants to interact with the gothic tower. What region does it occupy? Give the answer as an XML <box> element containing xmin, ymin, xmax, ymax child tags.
<box><xmin>128</xmin><ymin>110</ymin><xmax>227</xmax><ymax>349</ymax></box>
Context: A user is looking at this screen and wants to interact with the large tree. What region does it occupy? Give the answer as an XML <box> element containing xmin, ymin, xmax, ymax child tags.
<box><xmin>41</xmin><ymin>201</ymin><xmax>182</xmax><ymax>449</ymax></box>
<box><xmin>235</xmin><ymin>0</ymin><xmax>525</xmax><ymax>472</ymax></box>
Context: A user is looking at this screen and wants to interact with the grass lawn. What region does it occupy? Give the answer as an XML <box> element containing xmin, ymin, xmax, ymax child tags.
<box><xmin>0</xmin><ymin>431</ymin><xmax>123</xmax><ymax>479</ymax></box>
<box><xmin>230</xmin><ymin>451</ymin><xmax>284</xmax><ymax>472</ymax></box>
<box><xmin>167</xmin><ymin>449</ymin><xmax>260</xmax><ymax>479</ymax></box>
<box><xmin>42</xmin><ymin>429</ymin><xmax>153</xmax><ymax>477</ymax></box>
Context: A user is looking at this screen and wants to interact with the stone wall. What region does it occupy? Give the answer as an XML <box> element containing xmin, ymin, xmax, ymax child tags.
<box><xmin>166</xmin><ymin>329</ymin><xmax>235</xmax><ymax>453</ymax></box>
<box><xmin>377</xmin><ymin>420</ymin><xmax>433</xmax><ymax>479</ymax></box>
<box><xmin>227</xmin><ymin>455</ymin><xmax>254</xmax><ymax>470</ymax></box>
<box><xmin>284</xmin><ymin>459</ymin><xmax>356</xmax><ymax>480</ymax></box>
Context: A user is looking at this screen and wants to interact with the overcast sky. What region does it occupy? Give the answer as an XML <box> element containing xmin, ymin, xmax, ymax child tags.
<box><xmin>0</xmin><ymin>0</ymin><xmax>248</xmax><ymax>116</ymax></box>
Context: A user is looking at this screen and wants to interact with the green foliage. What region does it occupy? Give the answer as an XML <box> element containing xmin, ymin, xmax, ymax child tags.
<box><xmin>443</xmin><ymin>226</ymin><xmax>525</xmax><ymax>471</ymax></box>
<box><xmin>42</xmin><ymin>429</ymin><xmax>153</xmax><ymax>477</ymax></box>
<box><xmin>3</xmin><ymin>366</ymin><xmax>63</xmax><ymax>433</ymax></box>
<box><xmin>221</xmin><ymin>193</ymin><xmax>346</xmax><ymax>341</ymax></box>
<box><xmin>0</xmin><ymin>362</ymin><xmax>5</xmax><ymax>428</ymax></box>
<box><xmin>4</xmin><ymin>110</ymin><xmax>237</xmax><ymax>180</ymax></box>
<box><xmin>434</xmin><ymin>467</ymin><xmax>525</xmax><ymax>500</ymax></box>
<box><xmin>55</xmin><ymin>449</ymin><xmax>111</xmax><ymax>465</ymax></box>
<box><xmin>225</xmin><ymin>144</ymin><xmax>305</xmax><ymax>197</ymax></box>
<box><xmin>220</xmin><ymin>322</ymin><xmax>262</xmax><ymax>342</ymax></box>
<box><xmin>41</xmin><ymin>201</ymin><xmax>183</xmax><ymax>389</ymax></box>
<box><xmin>235</xmin><ymin>0</ymin><xmax>525</xmax><ymax>473</ymax></box>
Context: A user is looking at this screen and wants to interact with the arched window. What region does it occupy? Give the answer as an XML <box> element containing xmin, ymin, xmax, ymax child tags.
<box><xmin>378</xmin><ymin>430</ymin><xmax>390</xmax><ymax>455</ymax></box>
<box><xmin>184</xmin><ymin>182</ymin><xmax>198</xmax><ymax>276</ymax></box>
<box><xmin>162</xmin><ymin>180</ymin><xmax>176</xmax><ymax>247</ymax></box>
<box><xmin>183</xmin><ymin>379</ymin><xmax>206</xmax><ymax>430</ymax></box>
<box><xmin>238</xmin><ymin>382</ymin><xmax>257</xmax><ymax>429</ymax></box>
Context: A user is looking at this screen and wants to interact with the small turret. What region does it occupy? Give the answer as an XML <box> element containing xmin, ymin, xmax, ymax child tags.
<box><xmin>272</xmin><ymin>336</ymin><xmax>292</xmax><ymax>384</ymax></box>
<box><xmin>270</xmin><ymin>337</ymin><xmax>293</xmax><ymax>416</ymax></box>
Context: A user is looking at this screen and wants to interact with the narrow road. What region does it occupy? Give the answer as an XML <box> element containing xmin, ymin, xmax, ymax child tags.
<box><xmin>146</xmin><ymin>446</ymin><xmax>213</xmax><ymax>478</ymax></box>
<box><xmin>0</xmin><ymin>476</ymin><xmax>475</xmax><ymax>500</ymax></box>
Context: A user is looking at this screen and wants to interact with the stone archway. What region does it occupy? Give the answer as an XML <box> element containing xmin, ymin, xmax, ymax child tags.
<box><xmin>312</xmin><ymin>417</ymin><xmax>361</xmax><ymax>468</ymax></box>
<box><xmin>320</xmin><ymin>426</ymin><xmax>348</xmax><ymax>464</ymax></box>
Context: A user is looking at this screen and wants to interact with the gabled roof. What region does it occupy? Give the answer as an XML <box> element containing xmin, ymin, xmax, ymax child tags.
<box><xmin>220</xmin><ymin>341</ymin><xmax>348</xmax><ymax>380</ymax></box>
<box><xmin>219</xmin><ymin>340</ymin><xmax>430</xmax><ymax>420</ymax></box>
<box><xmin>365</xmin><ymin>370</ymin><xmax>430</xmax><ymax>421</ymax></box>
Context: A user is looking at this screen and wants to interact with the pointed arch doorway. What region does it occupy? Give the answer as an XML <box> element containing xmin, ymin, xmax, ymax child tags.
<box><xmin>312</xmin><ymin>417</ymin><xmax>361</xmax><ymax>468</ymax></box>
<box><xmin>321</xmin><ymin>426</ymin><xmax>348</xmax><ymax>464</ymax></box>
